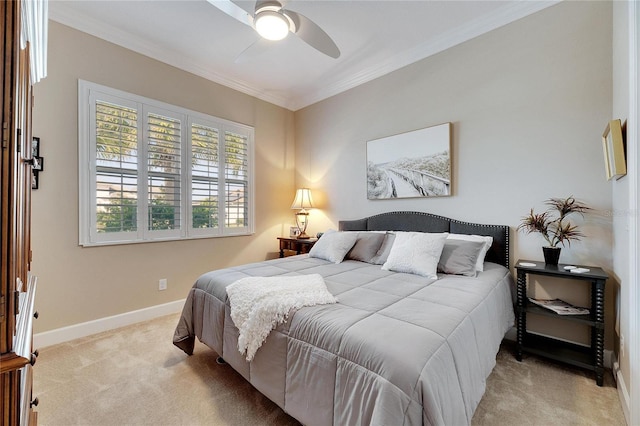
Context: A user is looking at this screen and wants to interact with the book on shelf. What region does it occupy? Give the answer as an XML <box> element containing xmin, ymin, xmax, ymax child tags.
<box><xmin>528</xmin><ymin>298</ymin><xmax>590</xmax><ymax>315</ymax></box>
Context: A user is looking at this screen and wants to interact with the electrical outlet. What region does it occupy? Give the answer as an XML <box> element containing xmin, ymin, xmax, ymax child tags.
<box><xmin>620</xmin><ymin>334</ymin><xmax>625</xmax><ymax>355</ymax></box>
<box><xmin>159</xmin><ymin>278</ymin><xmax>167</xmax><ymax>291</ymax></box>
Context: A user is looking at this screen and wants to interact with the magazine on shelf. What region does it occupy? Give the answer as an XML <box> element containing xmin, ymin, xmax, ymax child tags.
<box><xmin>528</xmin><ymin>298</ymin><xmax>590</xmax><ymax>315</ymax></box>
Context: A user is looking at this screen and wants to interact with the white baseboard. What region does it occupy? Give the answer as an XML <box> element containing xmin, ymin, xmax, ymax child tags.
<box><xmin>34</xmin><ymin>299</ymin><xmax>185</xmax><ymax>348</ymax></box>
<box><xmin>613</xmin><ymin>355</ymin><xmax>631</xmax><ymax>425</ymax></box>
<box><xmin>605</xmin><ymin>349</ymin><xmax>614</xmax><ymax>370</ymax></box>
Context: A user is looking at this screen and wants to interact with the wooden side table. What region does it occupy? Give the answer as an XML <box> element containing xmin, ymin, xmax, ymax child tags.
<box><xmin>277</xmin><ymin>237</ymin><xmax>318</xmax><ymax>258</ymax></box>
<box><xmin>515</xmin><ymin>259</ymin><xmax>608</xmax><ymax>386</ymax></box>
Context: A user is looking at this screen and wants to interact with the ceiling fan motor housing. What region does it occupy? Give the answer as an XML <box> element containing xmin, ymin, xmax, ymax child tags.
<box><xmin>254</xmin><ymin>1</ymin><xmax>297</xmax><ymax>40</ymax></box>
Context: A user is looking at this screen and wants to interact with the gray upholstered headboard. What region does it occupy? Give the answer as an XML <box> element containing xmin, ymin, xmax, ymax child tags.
<box><xmin>338</xmin><ymin>211</ymin><xmax>510</xmax><ymax>268</ymax></box>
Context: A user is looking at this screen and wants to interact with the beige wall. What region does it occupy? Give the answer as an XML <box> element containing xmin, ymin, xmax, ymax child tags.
<box><xmin>295</xmin><ymin>2</ymin><xmax>616</xmax><ymax>348</ymax></box>
<box><xmin>612</xmin><ymin>0</ymin><xmax>632</xmax><ymax>404</ymax></box>
<box><xmin>31</xmin><ymin>22</ymin><xmax>296</xmax><ymax>333</ymax></box>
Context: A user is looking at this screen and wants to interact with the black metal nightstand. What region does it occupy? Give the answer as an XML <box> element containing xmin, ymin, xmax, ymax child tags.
<box><xmin>514</xmin><ymin>259</ymin><xmax>608</xmax><ymax>386</ymax></box>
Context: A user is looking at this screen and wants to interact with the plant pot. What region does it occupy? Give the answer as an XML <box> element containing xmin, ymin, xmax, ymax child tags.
<box><xmin>542</xmin><ymin>246</ymin><xmax>561</xmax><ymax>265</ymax></box>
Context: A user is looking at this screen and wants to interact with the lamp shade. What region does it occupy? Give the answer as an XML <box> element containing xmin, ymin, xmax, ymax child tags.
<box><xmin>291</xmin><ymin>188</ymin><xmax>314</xmax><ymax>210</ymax></box>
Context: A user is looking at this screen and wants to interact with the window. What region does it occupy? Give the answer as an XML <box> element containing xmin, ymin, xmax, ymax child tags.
<box><xmin>79</xmin><ymin>80</ymin><xmax>254</xmax><ymax>246</ymax></box>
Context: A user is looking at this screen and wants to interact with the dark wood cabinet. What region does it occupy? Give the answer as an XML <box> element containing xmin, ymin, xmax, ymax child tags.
<box><xmin>515</xmin><ymin>259</ymin><xmax>608</xmax><ymax>386</ymax></box>
<box><xmin>1</xmin><ymin>1</ymin><xmax>38</xmax><ymax>424</ymax></box>
<box><xmin>278</xmin><ymin>237</ymin><xmax>318</xmax><ymax>258</ymax></box>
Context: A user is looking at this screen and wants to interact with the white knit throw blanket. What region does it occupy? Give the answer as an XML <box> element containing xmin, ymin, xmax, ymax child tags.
<box><xmin>226</xmin><ymin>274</ymin><xmax>336</xmax><ymax>362</ymax></box>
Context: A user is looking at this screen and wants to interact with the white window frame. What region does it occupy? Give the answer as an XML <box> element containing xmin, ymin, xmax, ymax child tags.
<box><xmin>78</xmin><ymin>80</ymin><xmax>255</xmax><ymax>246</ymax></box>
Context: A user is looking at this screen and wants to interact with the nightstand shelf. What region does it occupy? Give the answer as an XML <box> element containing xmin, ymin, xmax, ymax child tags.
<box><xmin>515</xmin><ymin>259</ymin><xmax>608</xmax><ymax>386</ymax></box>
<box><xmin>522</xmin><ymin>333</ymin><xmax>595</xmax><ymax>371</ymax></box>
<box><xmin>524</xmin><ymin>304</ymin><xmax>597</xmax><ymax>326</ymax></box>
<box><xmin>277</xmin><ymin>237</ymin><xmax>317</xmax><ymax>258</ymax></box>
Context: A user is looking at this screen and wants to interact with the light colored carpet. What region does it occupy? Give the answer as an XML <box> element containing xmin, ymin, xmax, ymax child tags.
<box><xmin>34</xmin><ymin>313</ymin><xmax>626</xmax><ymax>426</ymax></box>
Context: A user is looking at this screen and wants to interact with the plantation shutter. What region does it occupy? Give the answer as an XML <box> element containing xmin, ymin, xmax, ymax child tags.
<box><xmin>94</xmin><ymin>99</ymin><xmax>139</xmax><ymax>238</ymax></box>
<box><xmin>79</xmin><ymin>80</ymin><xmax>254</xmax><ymax>246</ymax></box>
<box><xmin>224</xmin><ymin>130</ymin><xmax>249</xmax><ymax>231</ymax></box>
<box><xmin>190</xmin><ymin>122</ymin><xmax>219</xmax><ymax>233</ymax></box>
<box><xmin>145</xmin><ymin>110</ymin><xmax>182</xmax><ymax>237</ymax></box>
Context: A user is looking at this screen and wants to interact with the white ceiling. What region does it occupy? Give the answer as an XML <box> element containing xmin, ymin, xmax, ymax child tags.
<box><xmin>49</xmin><ymin>0</ymin><xmax>557</xmax><ymax>111</ymax></box>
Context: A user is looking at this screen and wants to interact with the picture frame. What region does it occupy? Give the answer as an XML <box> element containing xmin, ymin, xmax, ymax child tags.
<box><xmin>31</xmin><ymin>136</ymin><xmax>42</xmax><ymax>189</ymax></box>
<box><xmin>32</xmin><ymin>136</ymin><xmax>40</xmax><ymax>158</ymax></box>
<box><xmin>32</xmin><ymin>171</ymin><xmax>39</xmax><ymax>190</ymax></box>
<box><xmin>602</xmin><ymin>119</ymin><xmax>626</xmax><ymax>180</ymax></box>
<box><xmin>366</xmin><ymin>122</ymin><xmax>451</xmax><ymax>199</ymax></box>
<box><xmin>290</xmin><ymin>226</ymin><xmax>300</xmax><ymax>238</ymax></box>
<box><xmin>32</xmin><ymin>156</ymin><xmax>44</xmax><ymax>171</ymax></box>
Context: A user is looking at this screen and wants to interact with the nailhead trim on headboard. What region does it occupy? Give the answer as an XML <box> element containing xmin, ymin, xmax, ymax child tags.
<box><xmin>338</xmin><ymin>211</ymin><xmax>510</xmax><ymax>268</ymax></box>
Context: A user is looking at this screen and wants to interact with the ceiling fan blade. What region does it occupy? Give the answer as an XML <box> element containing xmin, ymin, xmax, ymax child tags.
<box><xmin>206</xmin><ymin>0</ymin><xmax>254</xmax><ymax>27</ymax></box>
<box><xmin>234</xmin><ymin>38</ymin><xmax>271</xmax><ymax>63</ymax></box>
<box><xmin>283</xmin><ymin>9</ymin><xmax>340</xmax><ymax>59</ymax></box>
<box><xmin>232</xmin><ymin>0</ymin><xmax>257</xmax><ymax>15</ymax></box>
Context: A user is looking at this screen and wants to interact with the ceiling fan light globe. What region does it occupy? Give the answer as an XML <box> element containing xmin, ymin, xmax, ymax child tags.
<box><xmin>255</xmin><ymin>11</ymin><xmax>289</xmax><ymax>41</ymax></box>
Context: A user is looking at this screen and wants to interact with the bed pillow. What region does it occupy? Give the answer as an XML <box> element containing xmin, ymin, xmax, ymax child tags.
<box><xmin>308</xmin><ymin>230</ymin><xmax>358</xmax><ymax>264</ymax></box>
<box><xmin>447</xmin><ymin>234</ymin><xmax>493</xmax><ymax>272</ymax></box>
<box><xmin>382</xmin><ymin>232</ymin><xmax>448</xmax><ymax>279</ymax></box>
<box><xmin>370</xmin><ymin>232</ymin><xmax>396</xmax><ymax>265</ymax></box>
<box><xmin>346</xmin><ymin>232</ymin><xmax>386</xmax><ymax>263</ymax></box>
<box><xmin>437</xmin><ymin>239</ymin><xmax>485</xmax><ymax>277</ymax></box>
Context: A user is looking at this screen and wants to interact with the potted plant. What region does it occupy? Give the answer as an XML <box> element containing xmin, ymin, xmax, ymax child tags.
<box><xmin>518</xmin><ymin>196</ymin><xmax>590</xmax><ymax>265</ymax></box>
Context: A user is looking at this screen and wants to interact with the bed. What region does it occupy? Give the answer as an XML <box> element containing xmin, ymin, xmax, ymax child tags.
<box><xmin>173</xmin><ymin>211</ymin><xmax>515</xmax><ymax>426</ymax></box>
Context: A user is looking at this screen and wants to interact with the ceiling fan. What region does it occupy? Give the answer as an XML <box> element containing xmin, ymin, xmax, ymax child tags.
<box><xmin>206</xmin><ymin>0</ymin><xmax>340</xmax><ymax>59</ymax></box>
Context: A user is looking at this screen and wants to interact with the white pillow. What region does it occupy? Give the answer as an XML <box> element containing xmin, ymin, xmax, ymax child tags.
<box><xmin>382</xmin><ymin>232</ymin><xmax>449</xmax><ymax>279</ymax></box>
<box><xmin>447</xmin><ymin>234</ymin><xmax>493</xmax><ymax>272</ymax></box>
<box><xmin>308</xmin><ymin>230</ymin><xmax>358</xmax><ymax>264</ymax></box>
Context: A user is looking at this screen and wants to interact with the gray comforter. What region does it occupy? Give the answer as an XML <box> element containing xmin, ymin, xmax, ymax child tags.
<box><xmin>173</xmin><ymin>255</ymin><xmax>515</xmax><ymax>426</ymax></box>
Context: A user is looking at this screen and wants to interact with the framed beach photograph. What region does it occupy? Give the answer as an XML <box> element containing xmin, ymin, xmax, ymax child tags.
<box><xmin>602</xmin><ymin>119</ymin><xmax>626</xmax><ymax>180</ymax></box>
<box><xmin>366</xmin><ymin>122</ymin><xmax>451</xmax><ymax>199</ymax></box>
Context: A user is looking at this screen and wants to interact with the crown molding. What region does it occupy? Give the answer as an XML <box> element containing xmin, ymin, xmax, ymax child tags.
<box><xmin>48</xmin><ymin>4</ymin><xmax>294</xmax><ymax>109</ymax></box>
<box><xmin>290</xmin><ymin>0</ymin><xmax>560</xmax><ymax>110</ymax></box>
<box><xmin>50</xmin><ymin>1</ymin><xmax>558</xmax><ymax>112</ymax></box>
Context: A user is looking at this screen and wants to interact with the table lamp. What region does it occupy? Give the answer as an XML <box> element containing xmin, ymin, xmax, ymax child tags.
<box><xmin>291</xmin><ymin>188</ymin><xmax>314</xmax><ymax>239</ymax></box>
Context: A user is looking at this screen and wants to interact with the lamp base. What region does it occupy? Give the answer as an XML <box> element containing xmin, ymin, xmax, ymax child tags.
<box><xmin>294</xmin><ymin>211</ymin><xmax>310</xmax><ymax>240</ymax></box>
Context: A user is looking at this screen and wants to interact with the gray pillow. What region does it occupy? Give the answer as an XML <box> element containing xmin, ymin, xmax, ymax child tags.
<box><xmin>308</xmin><ymin>230</ymin><xmax>358</xmax><ymax>264</ymax></box>
<box><xmin>371</xmin><ymin>232</ymin><xmax>396</xmax><ymax>265</ymax></box>
<box><xmin>437</xmin><ymin>239</ymin><xmax>485</xmax><ymax>277</ymax></box>
<box><xmin>346</xmin><ymin>232</ymin><xmax>386</xmax><ymax>263</ymax></box>
<box><xmin>447</xmin><ymin>234</ymin><xmax>493</xmax><ymax>272</ymax></box>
